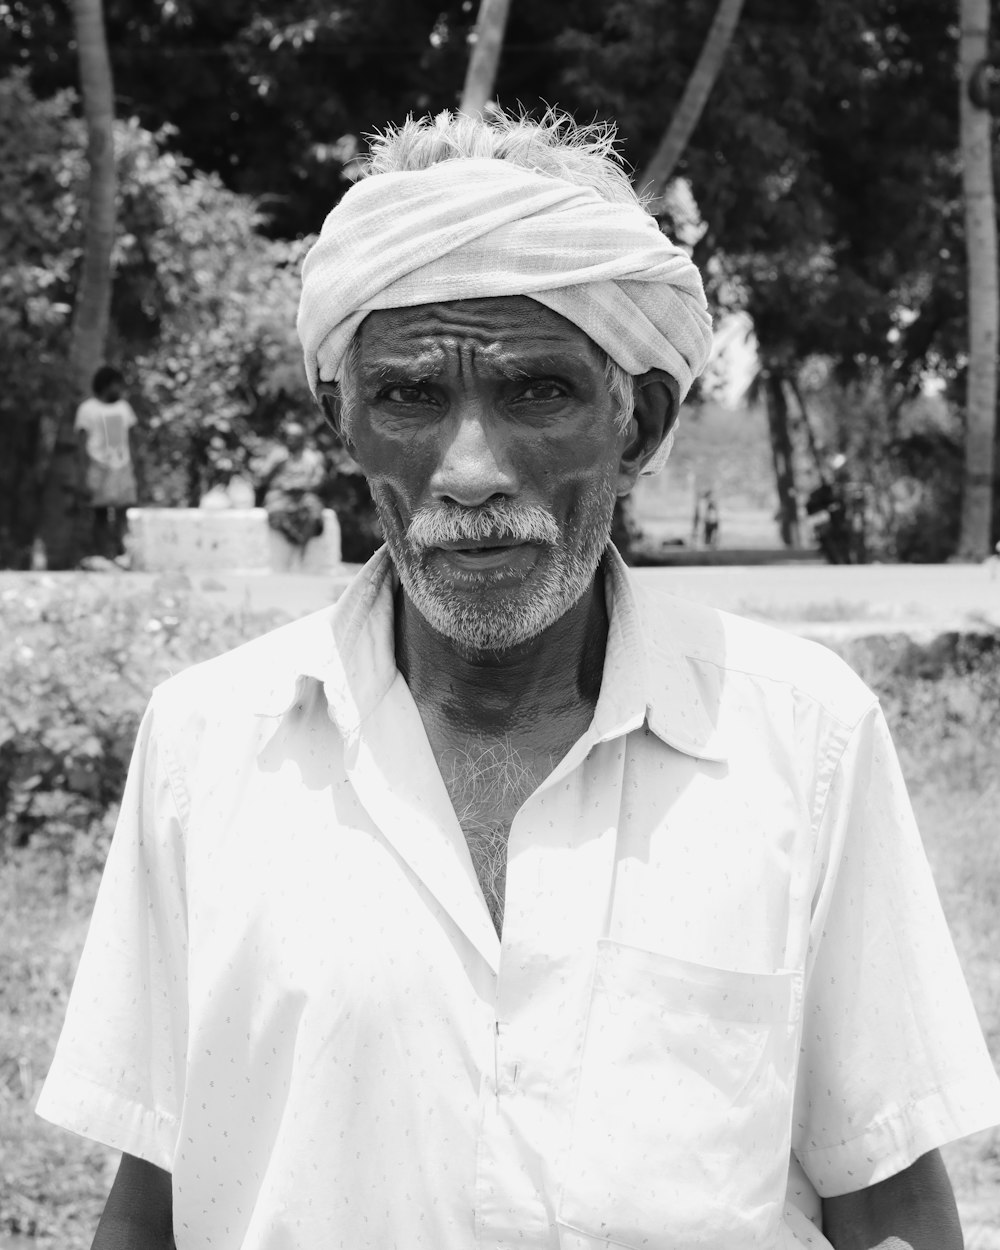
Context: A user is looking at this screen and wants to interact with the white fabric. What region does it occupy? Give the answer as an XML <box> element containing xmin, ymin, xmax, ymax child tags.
<box><xmin>74</xmin><ymin>398</ymin><xmax>136</xmax><ymax>469</ymax></box>
<box><xmin>297</xmin><ymin>159</ymin><xmax>713</xmax><ymax>403</ymax></box>
<box><xmin>38</xmin><ymin>548</ymin><xmax>1000</xmax><ymax>1250</ymax></box>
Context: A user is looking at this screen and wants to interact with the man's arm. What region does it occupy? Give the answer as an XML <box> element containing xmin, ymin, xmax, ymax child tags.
<box><xmin>821</xmin><ymin>1149</ymin><xmax>963</xmax><ymax>1250</ymax></box>
<box><xmin>91</xmin><ymin>1152</ymin><xmax>174</xmax><ymax>1250</ymax></box>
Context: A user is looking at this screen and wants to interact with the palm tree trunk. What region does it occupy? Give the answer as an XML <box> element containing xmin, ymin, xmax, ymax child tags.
<box><xmin>459</xmin><ymin>0</ymin><xmax>511</xmax><ymax>117</ymax></box>
<box><xmin>39</xmin><ymin>0</ymin><xmax>117</xmax><ymax>568</ymax></box>
<box><xmin>637</xmin><ymin>0</ymin><xmax>746</xmax><ymax>210</ymax></box>
<box><xmin>957</xmin><ymin>0</ymin><xmax>998</xmax><ymax>559</ymax></box>
<box><xmin>69</xmin><ymin>0</ymin><xmax>117</xmax><ymax>392</ymax></box>
<box><xmin>764</xmin><ymin>371</ymin><xmax>800</xmax><ymax>548</ymax></box>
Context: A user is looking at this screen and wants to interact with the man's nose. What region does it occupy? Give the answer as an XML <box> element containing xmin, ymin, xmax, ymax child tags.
<box><xmin>430</xmin><ymin>406</ymin><xmax>519</xmax><ymax>506</ymax></box>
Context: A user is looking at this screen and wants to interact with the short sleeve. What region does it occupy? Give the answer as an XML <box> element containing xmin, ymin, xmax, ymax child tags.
<box><xmin>73</xmin><ymin>401</ymin><xmax>91</xmax><ymax>433</ymax></box>
<box><xmin>35</xmin><ymin>697</ymin><xmax>189</xmax><ymax>1170</ymax></box>
<box><xmin>121</xmin><ymin>401</ymin><xmax>138</xmax><ymax>429</ymax></box>
<box><xmin>792</xmin><ymin>703</ymin><xmax>1000</xmax><ymax>1196</ymax></box>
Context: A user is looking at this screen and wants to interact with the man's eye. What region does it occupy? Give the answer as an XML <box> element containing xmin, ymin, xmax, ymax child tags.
<box><xmin>518</xmin><ymin>380</ymin><xmax>566</xmax><ymax>402</ymax></box>
<box><xmin>381</xmin><ymin>384</ymin><xmax>434</xmax><ymax>404</ymax></box>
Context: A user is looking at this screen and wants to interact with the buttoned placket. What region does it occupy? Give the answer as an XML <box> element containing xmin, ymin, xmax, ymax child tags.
<box><xmin>314</xmin><ymin>546</ymin><xmax>732</xmax><ymax>1248</ymax></box>
<box><xmin>475</xmin><ymin>716</ymin><xmax>639</xmax><ymax>1247</ymax></box>
<box><xmin>337</xmin><ymin>655</ymin><xmax>645</xmax><ymax>1248</ymax></box>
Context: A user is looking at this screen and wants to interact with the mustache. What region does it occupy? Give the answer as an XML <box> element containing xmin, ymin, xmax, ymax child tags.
<box><xmin>406</xmin><ymin>501</ymin><xmax>560</xmax><ymax>551</ymax></box>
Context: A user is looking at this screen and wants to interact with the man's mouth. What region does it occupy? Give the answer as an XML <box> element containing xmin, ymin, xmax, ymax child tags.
<box><xmin>436</xmin><ymin>537</ymin><xmax>523</xmax><ymax>554</ymax></box>
<box><xmin>431</xmin><ymin>538</ymin><xmax>540</xmax><ymax>575</ymax></box>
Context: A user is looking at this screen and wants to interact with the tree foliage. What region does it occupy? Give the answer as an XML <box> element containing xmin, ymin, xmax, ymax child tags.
<box><xmin>2</xmin><ymin>0</ymin><xmax>485</xmax><ymax>237</ymax></box>
<box><xmin>0</xmin><ymin>73</ymin><xmax>85</xmax><ymax>566</ymax></box>
<box><xmin>0</xmin><ymin>575</ymin><xmax>282</xmax><ymax>862</ymax></box>
<box><xmin>3</xmin><ymin>0</ymin><xmax>987</xmax><ymax>388</ymax></box>
<box><xmin>3</xmin><ymin>0</ymin><xmax>999</xmax><ymax>558</ymax></box>
<box><xmin>0</xmin><ymin>72</ymin><xmax>316</xmax><ymax>564</ymax></box>
<box><xmin>114</xmin><ymin>127</ymin><xmax>312</xmax><ymax>506</ymax></box>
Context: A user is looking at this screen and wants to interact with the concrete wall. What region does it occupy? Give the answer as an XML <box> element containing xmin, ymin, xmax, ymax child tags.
<box><xmin>126</xmin><ymin>508</ymin><xmax>342</xmax><ymax>573</ymax></box>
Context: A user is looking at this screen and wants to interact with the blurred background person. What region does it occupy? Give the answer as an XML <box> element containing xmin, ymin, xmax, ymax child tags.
<box><xmin>256</xmin><ymin>421</ymin><xmax>327</xmax><ymax>566</ymax></box>
<box><xmin>702</xmin><ymin>488</ymin><xmax>720</xmax><ymax>548</ymax></box>
<box><xmin>806</xmin><ymin>453</ymin><xmax>864</xmax><ymax>564</ymax></box>
<box><xmin>74</xmin><ymin>364</ymin><xmax>139</xmax><ymax>565</ymax></box>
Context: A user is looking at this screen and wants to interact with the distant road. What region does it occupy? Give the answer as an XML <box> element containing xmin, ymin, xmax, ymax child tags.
<box><xmin>100</xmin><ymin>560</ymin><xmax>1000</xmax><ymax>633</ymax></box>
<box><xmin>631</xmin><ymin>562</ymin><xmax>1000</xmax><ymax>630</ymax></box>
<box><xmin>3</xmin><ymin>562</ymin><xmax>997</xmax><ymax>634</ymax></box>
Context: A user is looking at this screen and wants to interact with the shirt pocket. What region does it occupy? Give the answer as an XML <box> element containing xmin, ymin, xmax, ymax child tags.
<box><xmin>556</xmin><ymin>940</ymin><xmax>800</xmax><ymax>1250</ymax></box>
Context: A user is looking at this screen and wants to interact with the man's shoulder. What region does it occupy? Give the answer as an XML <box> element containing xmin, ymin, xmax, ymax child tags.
<box><xmin>634</xmin><ymin>581</ymin><xmax>876</xmax><ymax>728</ymax></box>
<box><xmin>152</xmin><ymin>604</ymin><xmax>341</xmax><ymax>725</ymax></box>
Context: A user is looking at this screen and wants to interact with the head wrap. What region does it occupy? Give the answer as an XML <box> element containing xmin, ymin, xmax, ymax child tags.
<box><xmin>297</xmin><ymin>158</ymin><xmax>712</xmax><ymax>469</ymax></box>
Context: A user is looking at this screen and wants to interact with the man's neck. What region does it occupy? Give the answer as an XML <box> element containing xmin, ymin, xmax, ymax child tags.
<box><xmin>393</xmin><ymin>572</ymin><xmax>609</xmax><ymax>748</ymax></box>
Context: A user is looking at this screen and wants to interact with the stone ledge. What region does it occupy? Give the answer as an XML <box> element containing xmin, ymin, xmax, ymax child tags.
<box><xmin>126</xmin><ymin>507</ymin><xmax>342</xmax><ymax>574</ymax></box>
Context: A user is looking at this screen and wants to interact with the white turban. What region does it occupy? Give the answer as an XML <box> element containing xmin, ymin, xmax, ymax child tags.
<box><xmin>297</xmin><ymin>157</ymin><xmax>712</xmax><ymax>436</ymax></box>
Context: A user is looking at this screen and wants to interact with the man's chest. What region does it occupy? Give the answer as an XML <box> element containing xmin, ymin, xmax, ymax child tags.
<box><xmin>435</xmin><ymin>731</ymin><xmax>580</xmax><ymax>938</ymax></box>
<box><xmin>173</xmin><ymin>713</ymin><xmax>814</xmax><ymax>1250</ymax></box>
<box><xmin>181</xmin><ymin>709</ymin><xmax>810</xmax><ymax>995</ymax></box>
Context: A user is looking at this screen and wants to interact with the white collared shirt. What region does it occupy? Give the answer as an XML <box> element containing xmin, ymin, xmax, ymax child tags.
<box><xmin>38</xmin><ymin>547</ymin><xmax>1000</xmax><ymax>1250</ymax></box>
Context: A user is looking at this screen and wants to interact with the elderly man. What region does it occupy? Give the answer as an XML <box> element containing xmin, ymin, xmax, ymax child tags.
<box><xmin>39</xmin><ymin>111</ymin><xmax>999</xmax><ymax>1250</ymax></box>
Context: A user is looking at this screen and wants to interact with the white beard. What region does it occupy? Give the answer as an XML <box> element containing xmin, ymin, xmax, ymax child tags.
<box><xmin>374</xmin><ymin>484</ymin><xmax>617</xmax><ymax>653</ymax></box>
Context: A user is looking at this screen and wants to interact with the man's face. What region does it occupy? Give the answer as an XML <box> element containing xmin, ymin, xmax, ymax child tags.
<box><xmin>342</xmin><ymin>296</ymin><xmax>631</xmax><ymax>651</ymax></box>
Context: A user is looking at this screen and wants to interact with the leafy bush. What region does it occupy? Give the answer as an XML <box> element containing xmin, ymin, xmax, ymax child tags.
<box><xmin>788</xmin><ymin>364</ymin><xmax>969</xmax><ymax>564</ymax></box>
<box><xmin>0</xmin><ymin>73</ymin><xmax>83</xmax><ymax>565</ymax></box>
<box><xmin>0</xmin><ymin>74</ymin><xmax>337</xmax><ymax>566</ymax></box>
<box><xmin>875</xmin><ymin>633</ymin><xmax>1000</xmax><ymax>796</ymax></box>
<box><xmin>884</xmin><ymin>430</ymin><xmax>964</xmax><ymax>564</ymax></box>
<box><xmin>0</xmin><ymin>576</ymin><xmax>282</xmax><ymax>880</ymax></box>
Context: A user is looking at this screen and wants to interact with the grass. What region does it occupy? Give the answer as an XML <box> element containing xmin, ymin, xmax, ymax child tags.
<box><xmin>882</xmin><ymin>665</ymin><xmax>1000</xmax><ymax>1249</ymax></box>
<box><xmin>0</xmin><ymin>851</ymin><xmax>116</xmax><ymax>1248</ymax></box>
<box><xmin>1</xmin><ymin>622</ymin><xmax>998</xmax><ymax>1246</ymax></box>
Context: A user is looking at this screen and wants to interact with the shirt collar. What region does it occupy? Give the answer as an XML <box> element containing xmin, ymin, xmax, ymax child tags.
<box><xmin>251</xmin><ymin>546</ymin><xmax>397</xmax><ymax>729</ymax></box>
<box><xmin>254</xmin><ymin>544</ymin><xmax>727</xmax><ymax>763</ymax></box>
<box><xmin>592</xmin><ymin>546</ymin><xmax>728</xmax><ymax>763</ymax></box>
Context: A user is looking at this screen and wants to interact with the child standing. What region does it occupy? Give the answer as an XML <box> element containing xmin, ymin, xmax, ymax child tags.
<box><xmin>74</xmin><ymin>365</ymin><xmax>139</xmax><ymax>563</ymax></box>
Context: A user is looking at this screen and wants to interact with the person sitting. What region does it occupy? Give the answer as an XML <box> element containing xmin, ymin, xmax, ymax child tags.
<box><xmin>256</xmin><ymin>422</ymin><xmax>327</xmax><ymax>565</ymax></box>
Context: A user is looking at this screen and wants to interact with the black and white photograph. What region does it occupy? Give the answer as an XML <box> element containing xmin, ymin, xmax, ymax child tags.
<box><xmin>2</xmin><ymin>3</ymin><xmax>1000</xmax><ymax>1247</ymax></box>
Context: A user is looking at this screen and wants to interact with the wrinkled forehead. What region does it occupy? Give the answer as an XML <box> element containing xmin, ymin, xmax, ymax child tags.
<box><xmin>355</xmin><ymin>296</ymin><xmax>606</xmax><ymax>377</ymax></box>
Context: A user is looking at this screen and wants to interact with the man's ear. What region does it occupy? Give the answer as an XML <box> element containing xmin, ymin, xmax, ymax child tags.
<box><xmin>315</xmin><ymin>381</ymin><xmax>350</xmax><ymax>443</ymax></box>
<box><xmin>616</xmin><ymin>369</ymin><xmax>680</xmax><ymax>495</ymax></box>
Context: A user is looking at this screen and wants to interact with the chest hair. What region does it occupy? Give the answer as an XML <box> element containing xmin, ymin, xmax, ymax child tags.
<box><xmin>441</xmin><ymin>738</ymin><xmax>541</xmax><ymax>939</ymax></box>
